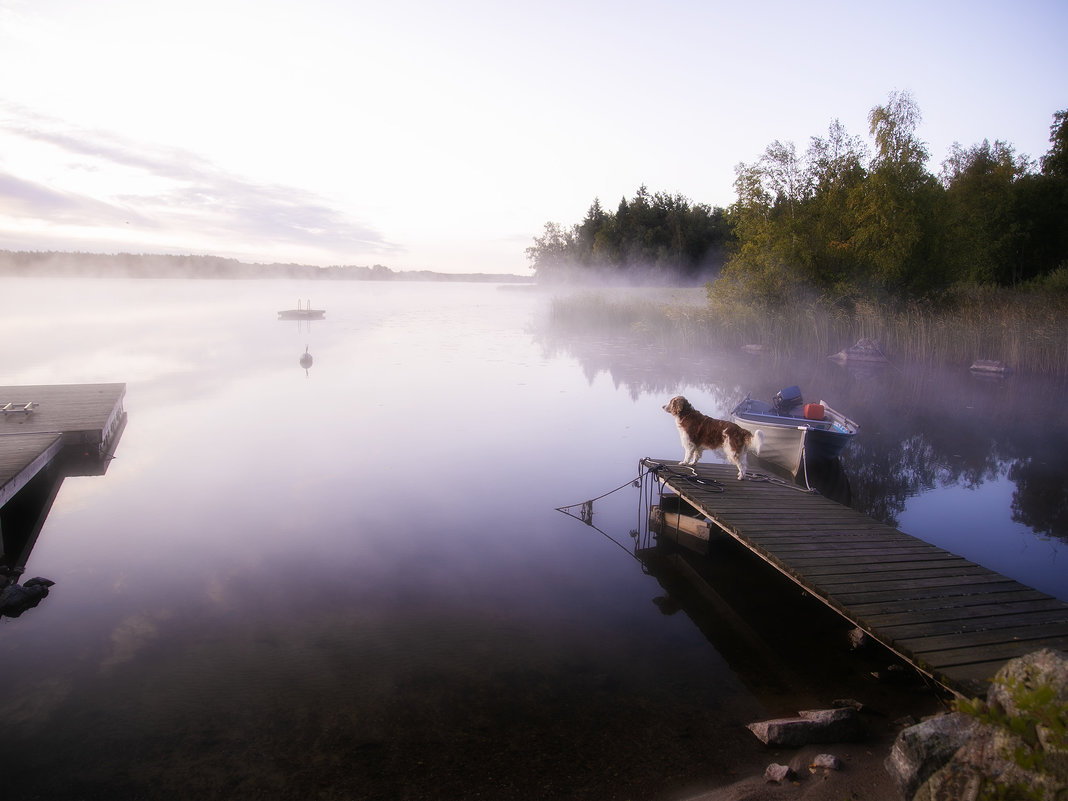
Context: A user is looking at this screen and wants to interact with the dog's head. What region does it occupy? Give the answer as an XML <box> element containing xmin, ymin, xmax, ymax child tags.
<box><xmin>663</xmin><ymin>396</ymin><xmax>693</xmax><ymax>417</ymax></box>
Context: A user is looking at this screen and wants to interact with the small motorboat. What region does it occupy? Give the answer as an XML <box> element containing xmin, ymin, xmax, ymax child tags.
<box><xmin>731</xmin><ymin>385</ymin><xmax>858</xmax><ymax>475</ymax></box>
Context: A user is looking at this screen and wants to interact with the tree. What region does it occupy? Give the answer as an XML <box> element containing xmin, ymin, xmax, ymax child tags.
<box><xmin>1008</xmin><ymin>110</ymin><xmax>1068</xmax><ymax>283</ymax></box>
<box><xmin>574</xmin><ymin>199</ymin><xmax>610</xmax><ymax>267</ymax></box>
<box><xmin>939</xmin><ymin>139</ymin><xmax>1031</xmax><ymax>285</ymax></box>
<box><xmin>1041</xmin><ymin>109</ymin><xmax>1068</xmax><ymax>179</ymax></box>
<box><xmin>525</xmin><ymin>221</ymin><xmax>575</xmax><ymax>281</ymax></box>
<box><xmin>526</xmin><ymin>188</ymin><xmax>732</xmax><ymax>283</ymax></box>
<box><xmin>802</xmin><ymin>119</ymin><xmax>869</xmax><ymax>293</ymax></box>
<box><xmin>717</xmin><ymin>155</ymin><xmax>804</xmax><ymax>305</ymax></box>
<box><xmin>718</xmin><ymin>128</ymin><xmax>862</xmax><ymax>303</ymax></box>
<box><xmin>851</xmin><ymin>91</ymin><xmax>943</xmax><ymax>292</ymax></box>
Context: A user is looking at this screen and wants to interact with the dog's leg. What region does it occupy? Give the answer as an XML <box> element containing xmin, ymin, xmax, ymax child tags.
<box><xmin>725</xmin><ymin>443</ymin><xmax>746</xmax><ymax>479</ymax></box>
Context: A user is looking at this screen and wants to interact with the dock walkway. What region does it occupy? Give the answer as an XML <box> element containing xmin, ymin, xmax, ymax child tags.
<box><xmin>0</xmin><ymin>383</ymin><xmax>126</xmax><ymax>509</ymax></box>
<box><xmin>643</xmin><ymin>457</ymin><xmax>1068</xmax><ymax>696</ymax></box>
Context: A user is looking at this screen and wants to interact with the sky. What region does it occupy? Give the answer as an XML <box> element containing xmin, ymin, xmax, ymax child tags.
<box><xmin>0</xmin><ymin>0</ymin><xmax>1065</xmax><ymax>276</ymax></box>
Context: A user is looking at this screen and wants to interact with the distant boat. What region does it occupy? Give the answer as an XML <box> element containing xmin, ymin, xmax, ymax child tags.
<box><xmin>278</xmin><ymin>300</ymin><xmax>325</xmax><ymax>320</ymax></box>
<box><xmin>731</xmin><ymin>385</ymin><xmax>858</xmax><ymax>475</ymax></box>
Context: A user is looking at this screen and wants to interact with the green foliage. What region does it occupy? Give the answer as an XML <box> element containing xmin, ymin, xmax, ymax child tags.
<box><xmin>525</xmin><ymin>186</ymin><xmax>733</xmax><ymax>283</ymax></box>
<box><xmin>1041</xmin><ymin>110</ymin><xmax>1068</xmax><ymax>179</ymax></box>
<box><xmin>531</xmin><ymin>96</ymin><xmax>1068</xmax><ymax>299</ymax></box>
<box><xmin>1026</xmin><ymin>265</ymin><xmax>1068</xmax><ymax>294</ymax></box>
<box><xmin>955</xmin><ymin>676</ymin><xmax>1068</xmax><ymax>799</ymax></box>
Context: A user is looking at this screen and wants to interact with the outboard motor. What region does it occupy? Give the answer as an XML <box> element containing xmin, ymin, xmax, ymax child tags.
<box><xmin>773</xmin><ymin>385</ymin><xmax>803</xmax><ymax>416</ymax></box>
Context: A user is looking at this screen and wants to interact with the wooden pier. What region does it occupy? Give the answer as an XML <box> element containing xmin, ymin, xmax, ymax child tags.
<box><xmin>1</xmin><ymin>383</ymin><xmax>126</xmax><ymax>510</ymax></box>
<box><xmin>643</xmin><ymin>457</ymin><xmax>1068</xmax><ymax>697</ymax></box>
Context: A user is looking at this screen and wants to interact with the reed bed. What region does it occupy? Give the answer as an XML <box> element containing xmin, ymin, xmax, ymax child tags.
<box><xmin>549</xmin><ymin>283</ymin><xmax>1068</xmax><ymax>376</ymax></box>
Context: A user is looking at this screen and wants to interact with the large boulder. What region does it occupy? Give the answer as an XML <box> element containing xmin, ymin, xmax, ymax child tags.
<box><xmin>887</xmin><ymin>649</ymin><xmax>1068</xmax><ymax>800</ymax></box>
<box><xmin>884</xmin><ymin>712</ymin><xmax>977</xmax><ymax>800</ymax></box>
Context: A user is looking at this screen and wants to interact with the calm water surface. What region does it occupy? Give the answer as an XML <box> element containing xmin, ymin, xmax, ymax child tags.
<box><xmin>0</xmin><ymin>278</ymin><xmax>1065</xmax><ymax>800</ymax></box>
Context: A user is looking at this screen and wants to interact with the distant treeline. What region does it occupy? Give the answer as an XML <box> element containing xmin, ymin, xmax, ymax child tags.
<box><xmin>0</xmin><ymin>251</ymin><xmax>529</xmax><ymax>283</ymax></box>
<box><xmin>526</xmin><ymin>187</ymin><xmax>732</xmax><ymax>284</ymax></box>
<box><xmin>528</xmin><ymin>93</ymin><xmax>1068</xmax><ymax>301</ymax></box>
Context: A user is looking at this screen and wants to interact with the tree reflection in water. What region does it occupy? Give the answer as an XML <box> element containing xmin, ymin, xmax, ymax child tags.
<box><xmin>536</xmin><ymin>295</ymin><xmax>1068</xmax><ymax>553</ymax></box>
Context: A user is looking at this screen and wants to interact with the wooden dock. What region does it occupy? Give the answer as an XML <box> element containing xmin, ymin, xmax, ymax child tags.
<box><xmin>0</xmin><ymin>383</ymin><xmax>126</xmax><ymax>510</ymax></box>
<box><xmin>642</xmin><ymin>457</ymin><xmax>1068</xmax><ymax>697</ymax></box>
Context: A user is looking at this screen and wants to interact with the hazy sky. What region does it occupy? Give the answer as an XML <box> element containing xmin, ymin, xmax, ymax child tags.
<box><xmin>1</xmin><ymin>0</ymin><xmax>1065</xmax><ymax>275</ymax></box>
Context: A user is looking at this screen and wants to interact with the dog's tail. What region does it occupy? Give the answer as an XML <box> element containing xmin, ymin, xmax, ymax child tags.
<box><xmin>751</xmin><ymin>429</ymin><xmax>765</xmax><ymax>455</ymax></box>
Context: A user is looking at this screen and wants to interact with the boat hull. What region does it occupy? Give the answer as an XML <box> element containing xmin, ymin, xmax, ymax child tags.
<box><xmin>731</xmin><ymin>397</ymin><xmax>857</xmax><ymax>475</ymax></box>
<box><xmin>732</xmin><ymin>416</ymin><xmax>806</xmax><ymax>474</ymax></box>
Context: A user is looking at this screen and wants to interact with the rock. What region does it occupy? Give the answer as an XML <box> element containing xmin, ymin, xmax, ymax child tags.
<box><xmin>969</xmin><ymin>359</ymin><xmax>1011</xmax><ymax>376</ymax></box>
<box><xmin>828</xmin><ymin>337</ymin><xmax>889</xmax><ymax>364</ymax></box>
<box><xmin>809</xmin><ymin>753</ymin><xmax>842</xmax><ymax>771</ymax></box>
<box><xmin>919</xmin><ymin>723</ymin><xmax>1061</xmax><ymax>801</ymax></box>
<box><xmin>988</xmin><ymin>648</ymin><xmax>1068</xmax><ymax>717</ymax></box>
<box><xmin>832</xmin><ymin>698</ymin><xmax>864</xmax><ymax>712</ymax></box>
<box><xmin>884</xmin><ymin>712</ymin><xmax>978</xmax><ymax>800</ymax></box>
<box><xmin>890</xmin><ymin>649</ymin><xmax>1068</xmax><ymax>801</ymax></box>
<box><xmin>871</xmin><ymin>663</ymin><xmax>915</xmax><ymax>684</ymax></box>
<box><xmin>848</xmin><ymin>627</ymin><xmax>870</xmax><ymax>649</ymax></box>
<box><xmin>0</xmin><ymin>576</ymin><xmax>54</xmax><ymax>618</ymax></box>
<box><xmin>747</xmin><ymin>707</ymin><xmax>863</xmax><ymax>747</ymax></box>
<box><xmin>764</xmin><ymin>763</ymin><xmax>793</xmax><ymax>783</ymax></box>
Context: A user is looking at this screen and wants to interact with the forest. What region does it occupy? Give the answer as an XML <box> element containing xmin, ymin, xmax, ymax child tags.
<box><xmin>526</xmin><ymin>92</ymin><xmax>1068</xmax><ymax>303</ymax></box>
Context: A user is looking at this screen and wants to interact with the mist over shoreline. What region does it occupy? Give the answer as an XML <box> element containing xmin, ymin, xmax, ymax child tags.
<box><xmin>0</xmin><ymin>250</ymin><xmax>532</xmax><ymax>282</ymax></box>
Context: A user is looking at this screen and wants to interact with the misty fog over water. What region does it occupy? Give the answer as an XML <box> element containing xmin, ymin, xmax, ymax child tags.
<box><xmin>0</xmin><ymin>278</ymin><xmax>1065</xmax><ymax>800</ymax></box>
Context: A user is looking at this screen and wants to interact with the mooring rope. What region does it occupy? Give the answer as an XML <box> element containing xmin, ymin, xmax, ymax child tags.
<box><xmin>553</xmin><ymin>465</ymin><xmax>658</xmax><ymax>561</ymax></box>
<box><xmin>553</xmin><ymin>467</ymin><xmax>654</xmax><ymax>520</ymax></box>
<box><xmin>555</xmin><ymin>455</ymin><xmax>818</xmax><ymax>564</ymax></box>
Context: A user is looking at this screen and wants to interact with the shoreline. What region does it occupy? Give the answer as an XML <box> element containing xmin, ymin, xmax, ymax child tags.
<box><xmin>677</xmin><ymin>704</ymin><xmax>942</xmax><ymax>801</ymax></box>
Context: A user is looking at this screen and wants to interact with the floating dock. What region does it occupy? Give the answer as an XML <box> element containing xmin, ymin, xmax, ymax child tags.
<box><xmin>643</xmin><ymin>457</ymin><xmax>1068</xmax><ymax>697</ymax></box>
<box><xmin>278</xmin><ymin>299</ymin><xmax>325</xmax><ymax>320</ymax></box>
<box><xmin>0</xmin><ymin>383</ymin><xmax>126</xmax><ymax>510</ymax></box>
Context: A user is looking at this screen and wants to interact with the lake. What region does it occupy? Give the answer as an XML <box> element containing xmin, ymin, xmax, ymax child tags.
<box><xmin>1</xmin><ymin>278</ymin><xmax>1066</xmax><ymax>800</ymax></box>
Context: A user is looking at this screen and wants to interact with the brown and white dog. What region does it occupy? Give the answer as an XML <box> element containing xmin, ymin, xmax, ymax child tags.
<box><xmin>663</xmin><ymin>395</ymin><xmax>765</xmax><ymax>479</ymax></box>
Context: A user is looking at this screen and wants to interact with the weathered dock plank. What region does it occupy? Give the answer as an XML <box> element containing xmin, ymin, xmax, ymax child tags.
<box><xmin>643</xmin><ymin>457</ymin><xmax>1068</xmax><ymax>696</ymax></box>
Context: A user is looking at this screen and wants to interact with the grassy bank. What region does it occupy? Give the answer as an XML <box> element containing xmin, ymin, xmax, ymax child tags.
<box><xmin>548</xmin><ymin>279</ymin><xmax>1068</xmax><ymax>377</ymax></box>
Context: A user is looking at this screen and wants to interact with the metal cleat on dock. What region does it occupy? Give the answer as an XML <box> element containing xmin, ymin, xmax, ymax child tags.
<box><xmin>1</xmin><ymin>401</ymin><xmax>38</xmax><ymax>414</ymax></box>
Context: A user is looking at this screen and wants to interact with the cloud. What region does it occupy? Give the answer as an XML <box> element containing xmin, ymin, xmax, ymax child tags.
<box><xmin>0</xmin><ymin>104</ymin><xmax>396</xmax><ymax>261</ymax></box>
<box><xmin>0</xmin><ymin>171</ymin><xmax>141</xmax><ymax>225</ymax></box>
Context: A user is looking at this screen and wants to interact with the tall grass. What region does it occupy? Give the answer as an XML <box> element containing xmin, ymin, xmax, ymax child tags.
<box><xmin>549</xmin><ymin>279</ymin><xmax>1068</xmax><ymax>376</ymax></box>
